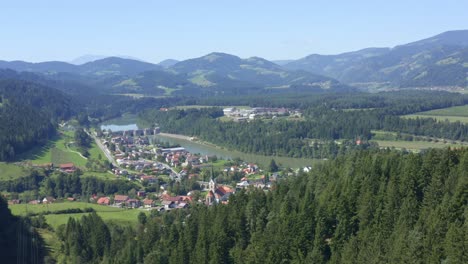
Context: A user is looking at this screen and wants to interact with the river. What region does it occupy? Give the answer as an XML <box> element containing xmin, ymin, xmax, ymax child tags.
<box><xmin>100</xmin><ymin>115</ymin><xmax>320</xmax><ymax>168</ymax></box>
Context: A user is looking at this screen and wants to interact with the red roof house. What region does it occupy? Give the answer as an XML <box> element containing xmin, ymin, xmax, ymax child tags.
<box><xmin>97</xmin><ymin>197</ymin><xmax>111</xmax><ymax>205</ymax></box>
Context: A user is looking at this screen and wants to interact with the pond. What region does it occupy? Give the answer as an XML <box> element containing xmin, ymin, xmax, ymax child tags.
<box><xmin>100</xmin><ymin>115</ymin><xmax>321</xmax><ymax>168</ymax></box>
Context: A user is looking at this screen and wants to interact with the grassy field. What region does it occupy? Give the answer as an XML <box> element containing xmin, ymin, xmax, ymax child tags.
<box><xmin>415</xmin><ymin>105</ymin><xmax>468</xmax><ymax>116</ymax></box>
<box><xmin>81</xmin><ymin>171</ymin><xmax>118</xmax><ymax>180</ymax></box>
<box><xmin>403</xmin><ymin>105</ymin><xmax>468</xmax><ymax>124</ymax></box>
<box><xmin>404</xmin><ymin>114</ymin><xmax>468</xmax><ymax>124</ymax></box>
<box><xmin>171</xmin><ymin>105</ymin><xmax>251</xmax><ymax>110</ymax></box>
<box><xmin>371</xmin><ymin>139</ymin><xmax>463</xmax><ymax>152</ymax></box>
<box><xmin>16</xmin><ymin>131</ymin><xmax>87</xmax><ymax>166</ymax></box>
<box><xmin>10</xmin><ymin>202</ymin><xmax>122</xmax><ymax>215</ymax></box>
<box><xmin>0</xmin><ymin>162</ymin><xmax>31</xmax><ymax>180</ymax></box>
<box><xmin>10</xmin><ymin>202</ymin><xmax>146</xmax><ymax>229</ymax></box>
<box><xmin>15</xmin><ymin>130</ymin><xmax>106</xmax><ymax>170</ymax></box>
<box><xmin>44</xmin><ymin>209</ymin><xmax>145</xmax><ymax>229</ymax></box>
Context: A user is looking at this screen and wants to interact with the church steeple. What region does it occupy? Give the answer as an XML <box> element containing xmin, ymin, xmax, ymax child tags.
<box><xmin>209</xmin><ymin>165</ymin><xmax>216</xmax><ymax>192</ymax></box>
<box><xmin>209</xmin><ymin>178</ymin><xmax>216</xmax><ymax>193</ymax></box>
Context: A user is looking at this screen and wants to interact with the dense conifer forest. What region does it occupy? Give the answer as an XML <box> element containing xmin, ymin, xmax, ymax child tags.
<box><xmin>0</xmin><ymin>196</ymin><xmax>45</xmax><ymax>263</ymax></box>
<box><xmin>0</xmin><ymin>80</ymin><xmax>74</xmax><ymax>160</ymax></box>
<box><xmin>54</xmin><ymin>148</ymin><xmax>468</xmax><ymax>263</ymax></box>
<box><xmin>139</xmin><ymin>91</ymin><xmax>468</xmax><ymax>158</ymax></box>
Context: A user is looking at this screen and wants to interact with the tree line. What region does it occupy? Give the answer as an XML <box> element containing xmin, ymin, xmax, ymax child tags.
<box><xmin>0</xmin><ymin>195</ymin><xmax>45</xmax><ymax>263</ymax></box>
<box><xmin>138</xmin><ymin>100</ymin><xmax>468</xmax><ymax>159</ymax></box>
<box><xmin>0</xmin><ymin>80</ymin><xmax>75</xmax><ymax>161</ymax></box>
<box><xmin>0</xmin><ymin>171</ymin><xmax>138</xmax><ymax>199</ymax></box>
<box><xmin>55</xmin><ymin>148</ymin><xmax>468</xmax><ymax>263</ymax></box>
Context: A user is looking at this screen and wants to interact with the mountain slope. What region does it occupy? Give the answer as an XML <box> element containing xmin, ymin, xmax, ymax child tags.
<box><xmin>0</xmin><ymin>54</ymin><xmax>353</xmax><ymax>96</ymax></box>
<box><xmin>78</xmin><ymin>57</ymin><xmax>162</xmax><ymax>76</ymax></box>
<box><xmin>169</xmin><ymin>52</ymin><xmax>351</xmax><ymax>93</ymax></box>
<box><xmin>0</xmin><ymin>78</ymin><xmax>76</xmax><ymax>160</ymax></box>
<box><xmin>0</xmin><ymin>57</ymin><xmax>162</xmax><ymax>77</ymax></box>
<box><xmin>284</xmin><ymin>30</ymin><xmax>468</xmax><ymax>89</ymax></box>
<box><xmin>158</xmin><ymin>59</ymin><xmax>180</xmax><ymax>68</ymax></box>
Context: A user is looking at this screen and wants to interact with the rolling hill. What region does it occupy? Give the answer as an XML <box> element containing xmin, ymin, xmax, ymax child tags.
<box><xmin>0</xmin><ymin>57</ymin><xmax>162</xmax><ymax>77</ymax></box>
<box><xmin>284</xmin><ymin>30</ymin><xmax>468</xmax><ymax>90</ymax></box>
<box><xmin>167</xmin><ymin>52</ymin><xmax>352</xmax><ymax>94</ymax></box>
<box><xmin>0</xmin><ymin>54</ymin><xmax>350</xmax><ymax>95</ymax></box>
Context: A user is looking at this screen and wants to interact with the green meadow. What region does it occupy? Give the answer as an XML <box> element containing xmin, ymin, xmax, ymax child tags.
<box><xmin>44</xmin><ymin>209</ymin><xmax>145</xmax><ymax>229</ymax></box>
<box><xmin>0</xmin><ymin>162</ymin><xmax>31</xmax><ymax>180</ymax></box>
<box><xmin>403</xmin><ymin>105</ymin><xmax>468</xmax><ymax>124</ymax></box>
<box><xmin>10</xmin><ymin>202</ymin><xmax>147</xmax><ymax>230</ymax></box>
<box><xmin>372</xmin><ymin>139</ymin><xmax>463</xmax><ymax>152</ymax></box>
<box><xmin>15</xmin><ymin>130</ymin><xmax>106</xmax><ymax>169</ymax></box>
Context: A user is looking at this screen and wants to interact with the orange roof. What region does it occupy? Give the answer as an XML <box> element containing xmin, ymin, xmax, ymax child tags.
<box><xmin>97</xmin><ymin>197</ymin><xmax>110</xmax><ymax>204</ymax></box>
<box><xmin>143</xmin><ymin>199</ymin><xmax>154</xmax><ymax>205</ymax></box>
<box><xmin>114</xmin><ymin>195</ymin><xmax>129</xmax><ymax>201</ymax></box>
<box><xmin>59</xmin><ymin>163</ymin><xmax>75</xmax><ymax>169</ymax></box>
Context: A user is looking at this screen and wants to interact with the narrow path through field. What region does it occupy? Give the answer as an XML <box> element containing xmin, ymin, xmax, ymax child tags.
<box><xmin>65</xmin><ymin>142</ymin><xmax>88</xmax><ymax>160</ymax></box>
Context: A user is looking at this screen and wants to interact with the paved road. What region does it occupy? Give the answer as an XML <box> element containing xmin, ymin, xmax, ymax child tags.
<box><xmin>88</xmin><ymin>131</ymin><xmax>118</xmax><ymax>167</ymax></box>
<box><xmin>157</xmin><ymin>161</ymin><xmax>179</xmax><ymax>176</ymax></box>
<box><xmin>87</xmin><ymin>130</ymin><xmax>181</xmax><ymax>175</ymax></box>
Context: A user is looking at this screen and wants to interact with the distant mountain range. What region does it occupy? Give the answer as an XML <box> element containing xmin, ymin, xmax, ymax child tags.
<box><xmin>0</xmin><ymin>55</ymin><xmax>351</xmax><ymax>96</ymax></box>
<box><xmin>283</xmin><ymin>30</ymin><xmax>468</xmax><ymax>90</ymax></box>
<box><xmin>68</xmin><ymin>54</ymin><xmax>145</xmax><ymax>65</ymax></box>
<box><xmin>158</xmin><ymin>59</ymin><xmax>180</xmax><ymax>68</ymax></box>
<box><xmin>0</xmin><ymin>30</ymin><xmax>466</xmax><ymax>96</ymax></box>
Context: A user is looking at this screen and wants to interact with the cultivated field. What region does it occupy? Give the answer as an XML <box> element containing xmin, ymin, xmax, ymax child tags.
<box><xmin>10</xmin><ymin>202</ymin><xmax>147</xmax><ymax>229</ymax></box>
<box><xmin>372</xmin><ymin>139</ymin><xmax>463</xmax><ymax>152</ymax></box>
<box><xmin>15</xmin><ymin>130</ymin><xmax>106</xmax><ymax>169</ymax></box>
<box><xmin>0</xmin><ymin>162</ymin><xmax>31</xmax><ymax>180</ymax></box>
<box><xmin>403</xmin><ymin>105</ymin><xmax>468</xmax><ymax>124</ymax></box>
<box><xmin>171</xmin><ymin>105</ymin><xmax>252</xmax><ymax>110</ymax></box>
<box><xmin>44</xmin><ymin>209</ymin><xmax>145</xmax><ymax>229</ymax></box>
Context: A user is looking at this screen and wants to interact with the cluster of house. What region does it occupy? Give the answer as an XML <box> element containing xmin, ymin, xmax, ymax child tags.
<box><xmin>7</xmin><ymin>196</ymin><xmax>76</xmax><ymax>205</ymax></box>
<box><xmin>107</xmin><ymin>137</ymin><xmax>154</xmax><ymax>165</ymax></box>
<box><xmin>223</xmin><ymin>107</ymin><xmax>302</xmax><ymax>121</ymax></box>
<box><xmin>223</xmin><ymin>162</ymin><xmax>259</xmax><ymax>174</ymax></box>
<box><xmin>204</xmin><ymin>178</ymin><xmax>234</xmax><ymax>205</ymax></box>
<box><xmin>115</xmin><ymin>158</ymin><xmax>158</xmax><ymax>171</ymax></box>
<box><xmin>104</xmin><ymin>127</ymin><xmax>160</xmax><ymax>137</ymax></box>
<box><xmin>160</xmin><ymin>147</ymin><xmax>216</xmax><ymax>168</ymax></box>
<box><xmin>32</xmin><ymin>162</ymin><xmax>77</xmax><ymax>174</ymax></box>
<box><xmin>96</xmin><ymin>194</ymin><xmax>142</xmax><ymax>208</ymax></box>
<box><xmin>93</xmin><ymin>190</ymin><xmax>192</xmax><ymax>211</ymax></box>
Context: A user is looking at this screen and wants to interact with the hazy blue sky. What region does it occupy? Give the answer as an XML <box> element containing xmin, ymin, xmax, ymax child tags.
<box><xmin>1</xmin><ymin>1</ymin><xmax>466</xmax><ymax>63</ymax></box>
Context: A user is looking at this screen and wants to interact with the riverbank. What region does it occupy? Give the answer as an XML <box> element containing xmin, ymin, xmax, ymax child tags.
<box><xmin>155</xmin><ymin>133</ymin><xmax>320</xmax><ymax>168</ymax></box>
<box><xmin>101</xmin><ymin>116</ymin><xmax>321</xmax><ymax>168</ymax></box>
<box><xmin>158</xmin><ymin>133</ymin><xmax>194</xmax><ymax>141</ymax></box>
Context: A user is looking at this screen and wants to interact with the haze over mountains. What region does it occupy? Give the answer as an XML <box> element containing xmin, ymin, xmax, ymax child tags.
<box><xmin>0</xmin><ymin>30</ymin><xmax>466</xmax><ymax>96</ymax></box>
<box><xmin>284</xmin><ymin>30</ymin><xmax>468</xmax><ymax>89</ymax></box>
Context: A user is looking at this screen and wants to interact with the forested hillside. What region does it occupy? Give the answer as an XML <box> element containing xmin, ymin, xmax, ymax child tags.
<box><xmin>284</xmin><ymin>30</ymin><xmax>468</xmax><ymax>89</ymax></box>
<box><xmin>0</xmin><ymin>196</ymin><xmax>45</xmax><ymax>263</ymax></box>
<box><xmin>139</xmin><ymin>91</ymin><xmax>468</xmax><ymax>158</ymax></box>
<box><xmin>0</xmin><ymin>80</ymin><xmax>74</xmax><ymax>160</ymax></box>
<box><xmin>56</xmin><ymin>148</ymin><xmax>468</xmax><ymax>263</ymax></box>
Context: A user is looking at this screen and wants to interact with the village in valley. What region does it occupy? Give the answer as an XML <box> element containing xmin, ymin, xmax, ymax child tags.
<box><xmin>3</xmin><ymin>106</ymin><xmax>313</xmax><ymax>215</ymax></box>
<box><xmin>8</xmin><ymin>118</ymin><xmax>298</xmax><ymax>213</ymax></box>
<box><xmin>89</xmin><ymin>126</ymin><xmax>284</xmax><ymax>211</ymax></box>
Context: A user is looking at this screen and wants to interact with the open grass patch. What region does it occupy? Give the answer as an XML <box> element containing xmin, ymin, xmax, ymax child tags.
<box><xmin>403</xmin><ymin>105</ymin><xmax>468</xmax><ymax>124</ymax></box>
<box><xmin>15</xmin><ymin>130</ymin><xmax>107</xmax><ymax>169</ymax></box>
<box><xmin>44</xmin><ymin>209</ymin><xmax>146</xmax><ymax>229</ymax></box>
<box><xmin>404</xmin><ymin>114</ymin><xmax>468</xmax><ymax>124</ymax></box>
<box><xmin>0</xmin><ymin>162</ymin><xmax>31</xmax><ymax>180</ymax></box>
<box><xmin>9</xmin><ymin>202</ymin><xmax>123</xmax><ymax>216</ymax></box>
<box><xmin>371</xmin><ymin>139</ymin><xmax>462</xmax><ymax>152</ymax></box>
<box><xmin>81</xmin><ymin>171</ymin><xmax>118</xmax><ymax>180</ymax></box>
